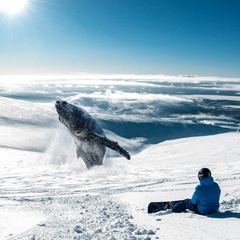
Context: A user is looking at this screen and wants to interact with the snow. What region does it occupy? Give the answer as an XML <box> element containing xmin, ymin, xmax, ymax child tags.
<box><xmin>0</xmin><ymin>75</ymin><xmax>239</xmax><ymax>239</ymax></box>
<box><xmin>0</xmin><ymin>207</ymin><xmax>45</xmax><ymax>240</ymax></box>
<box><xmin>0</xmin><ymin>132</ymin><xmax>239</xmax><ymax>240</ymax></box>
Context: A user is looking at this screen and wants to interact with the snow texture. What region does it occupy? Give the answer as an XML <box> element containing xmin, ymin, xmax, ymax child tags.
<box><xmin>0</xmin><ymin>75</ymin><xmax>239</xmax><ymax>240</ymax></box>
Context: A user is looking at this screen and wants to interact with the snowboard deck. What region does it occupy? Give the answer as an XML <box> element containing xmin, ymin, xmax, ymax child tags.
<box><xmin>147</xmin><ymin>200</ymin><xmax>182</xmax><ymax>213</ymax></box>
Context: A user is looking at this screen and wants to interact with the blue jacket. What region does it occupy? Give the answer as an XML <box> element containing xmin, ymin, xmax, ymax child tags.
<box><xmin>191</xmin><ymin>176</ymin><xmax>221</xmax><ymax>214</ymax></box>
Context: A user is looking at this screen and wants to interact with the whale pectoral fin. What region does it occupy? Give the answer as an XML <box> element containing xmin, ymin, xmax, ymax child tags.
<box><xmin>87</xmin><ymin>132</ymin><xmax>131</xmax><ymax>160</ymax></box>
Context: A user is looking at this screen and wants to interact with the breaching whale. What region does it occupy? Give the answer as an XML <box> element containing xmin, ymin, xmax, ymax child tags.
<box><xmin>55</xmin><ymin>100</ymin><xmax>130</xmax><ymax>169</ymax></box>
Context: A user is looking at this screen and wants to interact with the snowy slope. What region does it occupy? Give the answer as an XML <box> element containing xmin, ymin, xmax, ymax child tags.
<box><xmin>0</xmin><ymin>132</ymin><xmax>239</xmax><ymax>240</ymax></box>
<box><xmin>0</xmin><ymin>75</ymin><xmax>239</xmax><ymax>239</ymax></box>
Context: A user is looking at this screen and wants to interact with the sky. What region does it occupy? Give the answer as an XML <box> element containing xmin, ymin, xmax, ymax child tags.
<box><xmin>0</xmin><ymin>0</ymin><xmax>240</xmax><ymax>77</ymax></box>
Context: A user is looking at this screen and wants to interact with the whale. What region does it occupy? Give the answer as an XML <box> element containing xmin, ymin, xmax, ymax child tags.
<box><xmin>55</xmin><ymin>100</ymin><xmax>130</xmax><ymax>169</ymax></box>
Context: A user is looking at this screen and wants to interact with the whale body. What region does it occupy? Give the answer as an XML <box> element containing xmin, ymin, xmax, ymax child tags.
<box><xmin>55</xmin><ymin>100</ymin><xmax>130</xmax><ymax>169</ymax></box>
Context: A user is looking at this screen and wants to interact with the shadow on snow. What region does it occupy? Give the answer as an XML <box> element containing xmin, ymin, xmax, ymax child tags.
<box><xmin>208</xmin><ymin>211</ymin><xmax>240</xmax><ymax>219</ymax></box>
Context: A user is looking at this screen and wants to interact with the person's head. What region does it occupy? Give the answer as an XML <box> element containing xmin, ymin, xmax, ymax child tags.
<box><xmin>198</xmin><ymin>168</ymin><xmax>211</xmax><ymax>181</ymax></box>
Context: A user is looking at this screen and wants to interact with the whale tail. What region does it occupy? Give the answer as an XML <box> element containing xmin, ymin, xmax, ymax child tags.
<box><xmin>87</xmin><ymin>132</ymin><xmax>131</xmax><ymax>160</ymax></box>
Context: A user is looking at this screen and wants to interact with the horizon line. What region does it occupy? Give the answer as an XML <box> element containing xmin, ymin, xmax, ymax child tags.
<box><xmin>0</xmin><ymin>72</ymin><xmax>240</xmax><ymax>81</ymax></box>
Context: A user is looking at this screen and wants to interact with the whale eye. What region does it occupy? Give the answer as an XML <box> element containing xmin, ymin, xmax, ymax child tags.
<box><xmin>75</xmin><ymin>129</ymin><xmax>82</xmax><ymax>136</ymax></box>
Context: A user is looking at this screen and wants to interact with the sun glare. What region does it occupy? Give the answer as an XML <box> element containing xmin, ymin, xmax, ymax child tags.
<box><xmin>0</xmin><ymin>0</ymin><xmax>28</xmax><ymax>14</ymax></box>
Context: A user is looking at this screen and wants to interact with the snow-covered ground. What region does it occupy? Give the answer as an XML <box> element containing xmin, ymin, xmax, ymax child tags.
<box><xmin>0</xmin><ymin>132</ymin><xmax>239</xmax><ymax>240</ymax></box>
<box><xmin>0</xmin><ymin>75</ymin><xmax>239</xmax><ymax>239</ymax></box>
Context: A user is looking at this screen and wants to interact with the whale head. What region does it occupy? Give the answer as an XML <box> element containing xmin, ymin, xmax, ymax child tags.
<box><xmin>55</xmin><ymin>100</ymin><xmax>89</xmax><ymax>135</ymax></box>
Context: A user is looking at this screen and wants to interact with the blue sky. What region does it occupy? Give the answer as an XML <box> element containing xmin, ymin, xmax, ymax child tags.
<box><xmin>0</xmin><ymin>0</ymin><xmax>240</xmax><ymax>77</ymax></box>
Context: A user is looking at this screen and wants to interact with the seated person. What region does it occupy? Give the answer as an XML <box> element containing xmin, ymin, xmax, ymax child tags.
<box><xmin>172</xmin><ymin>168</ymin><xmax>221</xmax><ymax>215</ymax></box>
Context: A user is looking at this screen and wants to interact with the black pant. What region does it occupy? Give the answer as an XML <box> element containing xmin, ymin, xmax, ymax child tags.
<box><xmin>172</xmin><ymin>199</ymin><xmax>201</xmax><ymax>214</ymax></box>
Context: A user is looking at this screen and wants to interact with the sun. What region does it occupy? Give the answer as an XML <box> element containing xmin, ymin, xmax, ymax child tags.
<box><xmin>0</xmin><ymin>0</ymin><xmax>28</xmax><ymax>14</ymax></box>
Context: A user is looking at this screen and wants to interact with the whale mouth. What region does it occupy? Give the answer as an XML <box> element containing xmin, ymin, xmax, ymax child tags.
<box><xmin>55</xmin><ymin>100</ymin><xmax>71</xmax><ymax>119</ymax></box>
<box><xmin>55</xmin><ymin>100</ymin><xmax>67</xmax><ymax>113</ymax></box>
<box><xmin>55</xmin><ymin>100</ymin><xmax>78</xmax><ymax>130</ymax></box>
<box><xmin>55</xmin><ymin>100</ymin><xmax>70</xmax><ymax>125</ymax></box>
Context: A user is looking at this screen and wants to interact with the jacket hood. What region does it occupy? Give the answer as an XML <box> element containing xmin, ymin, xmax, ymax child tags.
<box><xmin>200</xmin><ymin>176</ymin><xmax>214</xmax><ymax>185</ymax></box>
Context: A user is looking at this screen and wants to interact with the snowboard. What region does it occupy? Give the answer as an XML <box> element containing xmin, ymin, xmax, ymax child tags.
<box><xmin>147</xmin><ymin>200</ymin><xmax>182</xmax><ymax>213</ymax></box>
